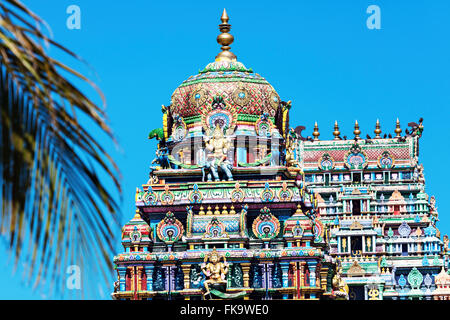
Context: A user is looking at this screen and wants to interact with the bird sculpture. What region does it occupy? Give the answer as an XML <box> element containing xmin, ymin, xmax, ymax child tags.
<box><xmin>294</xmin><ymin>125</ymin><xmax>307</xmax><ymax>141</ymax></box>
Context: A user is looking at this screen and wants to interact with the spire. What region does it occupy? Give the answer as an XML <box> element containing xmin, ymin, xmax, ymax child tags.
<box><xmin>374</xmin><ymin>119</ymin><xmax>381</xmax><ymax>138</ymax></box>
<box><xmin>215</xmin><ymin>9</ymin><xmax>237</xmax><ymax>62</ymax></box>
<box><xmin>395</xmin><ymin>118</ymin><xmax>402</xmax><ymax>137</ymax></box>
<box><xmin>353</xmin><ymin>120</ymin><xmax>361</xmax><ymax>139</ymax></box>
<box><xmin>333</xmin><ymin>121</ymin><xmax>340</xmax><ymax>140</ymax></box>
<box><xmin>313</xmin><ymin>122</ymin><xmax>320</xmax><ymax>140</ymax></box>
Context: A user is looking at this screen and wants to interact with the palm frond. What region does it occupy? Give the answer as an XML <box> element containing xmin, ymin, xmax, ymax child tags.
<box><xmin>0</xmin><ymin>0</ymin><xmax>122</xmax><ymax>298</ymax></box>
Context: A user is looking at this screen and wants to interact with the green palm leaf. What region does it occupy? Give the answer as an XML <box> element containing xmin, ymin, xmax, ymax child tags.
<box><xmin>0</xmin><ymin>0</ymin><xmax>121</xmax><ymax>298</ymax></box>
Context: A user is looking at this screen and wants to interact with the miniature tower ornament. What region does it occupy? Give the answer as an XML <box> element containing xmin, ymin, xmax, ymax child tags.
<box><xmin>353</xmin><ymin>120</ymin><xmax>361</xmax><ymax>139</ymax></box>
<box><xmin>374</xmin><ymin>119</ymin><xmax>382</xmax><ymax>138</ymax></box>
<box><xmin>313</xmin><ymin>122</ymin><xmax>320</xmax><ymax>140</ymax></box>
<box><xmin>395</xmin><ymin>118</ymin><xmax>402</xmax><ymax>137</ymax></box>
<box><xmin>216</xmin><ymin>9</ymin><xmax>237</xmax><ymax>62</ymax></box>
<box><xmin>333</xmin><ymin>121</ymin><xmax>340</xmax><ymax>140</ymax></box>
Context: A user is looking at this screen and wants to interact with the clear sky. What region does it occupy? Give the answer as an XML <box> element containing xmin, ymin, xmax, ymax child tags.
<box><xmin>1</xmin><ymin>0</ymin><xmax>450</xmax><ymax>299</ymax></box>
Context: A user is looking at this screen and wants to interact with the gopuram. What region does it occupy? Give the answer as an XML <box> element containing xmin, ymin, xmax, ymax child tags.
<box><xmin>112</xmin><ymin>10</ymin><xmax>450</xmax><ymax>300</ymax></box>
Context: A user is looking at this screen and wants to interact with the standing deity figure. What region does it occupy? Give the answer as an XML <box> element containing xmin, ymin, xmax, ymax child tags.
<box><xmin>201</xmin><ymin>247</ymin><xmax>229</xmax><ymax>295</ymax></box>
<box><xmin>413</xmin><ymin>163</ymin><xmax>425</xmax><ymax>183</ymax></box>
<box><xmin>332</xmin><ymin>261</ymin><xmax>349</xmax><ymax>299</ymax></box>
<box><xmin>285</xmin><ymin>129</ymin><xmax>299</xmax><ymax>167</ymax></box>
<box><xmin>443</xmin><ymin>235</ymin><xmax>449</xmax><ymax>254</ymax></box>
<box><xmin>113</xmin><ymin>276</ymin><xmax>120</xmax><ymax>293</ymax></box>
<box><xmin>204</xmin><ymin>123</ymin><xmax>233</xmax><ymax>181</ymax></box>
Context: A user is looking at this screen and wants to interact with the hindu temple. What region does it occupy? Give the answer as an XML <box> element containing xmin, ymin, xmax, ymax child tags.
<box><xmin>111</xmin><ymin>10</ymin><xmax>450</xmax><ymax>300</ymax></box>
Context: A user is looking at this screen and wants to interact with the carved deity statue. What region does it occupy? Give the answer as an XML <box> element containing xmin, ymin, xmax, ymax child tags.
<box><xmin>201</xmin><ymin>247</ymin><xmax>229</xmax><ymax>295</ymax></box>
<box><xmin>204</xmin><ymin>123</ymin><xmax>233</xmax><ymax>181</ymax></box>
<box><xmin>332</xmin><ymin>261</ymin><xmax>349</xmax><ymax>299</ymax></box>
<box><xmin>413</xmin><ymin>163</ymin><xmax>425</xmax><ymax>183</ymax></box>
<box><xmin>285</xmin><ymin>130</ymin><xmax>299</xmax><ymax>167</ymax></box>
<box><xmin>443</xmin><ymin>235</ymin><xmax>449</xmax><ymax>254</ymax></box>
<box><xmin>113</xmin><ymin>276</ymin><xmax>120</xmax><ymax>293</ymax></box>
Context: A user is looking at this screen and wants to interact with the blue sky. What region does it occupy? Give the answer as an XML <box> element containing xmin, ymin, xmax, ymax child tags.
<box><xmin>1</xmin><ymin>0</ymin><xmax>450</xmax><ymax>299</ymax></box>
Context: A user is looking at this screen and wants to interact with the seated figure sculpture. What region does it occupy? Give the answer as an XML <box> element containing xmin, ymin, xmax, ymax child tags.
<box><xmin>201</xmin><ymin>247</ymin><xmax>229</xmax><ymax>296</ymax></box>
<box><xmin>332</xmin><ymin>261</ymin><xmax>349</xmax><ymax>300</ymax></box>
<box><xmin>204</xmin><ymin>123</ymin><xmax>233</xmax><ymax>181</ymax></box>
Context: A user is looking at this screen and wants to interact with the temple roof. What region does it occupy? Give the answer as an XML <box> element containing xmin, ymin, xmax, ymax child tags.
<box><xmin>169</xmin><ymin>10</ymin><xmax>280</xmax><ymax>119</ymax></box>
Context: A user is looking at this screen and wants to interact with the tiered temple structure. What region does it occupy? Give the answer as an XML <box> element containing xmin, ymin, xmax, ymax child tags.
<box><xmin>301</xmin><ymin>119</ymin><xmax>450</xmax><ymax>300</ymax></box>
<box><xmin>112</xmin><ymin>10</ymin><xmax>450</xmax><ymax>300</ymax></box>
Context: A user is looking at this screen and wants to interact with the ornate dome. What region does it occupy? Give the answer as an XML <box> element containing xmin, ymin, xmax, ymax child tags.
<box><xmin>121</xmin><ymin>210</ymin><xmax>152</xmax><ymax>243</ymax></box>
<box><xmin>169</xmin><ymin>10</ymin><xmax>281</xmax><ymax>121</ymax></box>
<box><xmin>170</xmin><ymin>61</ymin><xmax>280</xmax><ymax>119</ymax></box>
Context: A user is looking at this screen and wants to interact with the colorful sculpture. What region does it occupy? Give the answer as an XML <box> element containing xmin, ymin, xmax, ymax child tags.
<box><xmin>204</xmin><ymin>123</ymin><xmax>233</xmax><ymax>181</ymax></box>
<box><xmin>332</xmin><ymin>262</ymin><xmax>349</xmax><ymax>300</ymax></box>
<box><xmin>201</xmin><ymin>248</ymin><xmax>229</xmax><ymax>296</ymax></box>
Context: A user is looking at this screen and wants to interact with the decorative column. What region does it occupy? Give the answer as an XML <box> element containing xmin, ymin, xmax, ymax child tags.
<box><xmin>267</xmin><ymin>264</ymin><xmax>273</xmax><ymax>289</ymax></box>
<box><xmin>280</xmin><ymin>262</ymin><xmax>290</xmax><ymax>288</ymax></box>
<box><xmin>144</xmin><ymin>265</ymin><xmax>154</xmax><ymax>291</ymax></box>
<box><xmin>169</xmin><ymin>265</ymin><xmax>176</xmax><ymax>291</ymax></box>
<box><xmin>117</xmin><ymin>266</ymin><xmax>127</xmax><ymax>292</ymax></box>
<box><xmin>130</xmin><ymin>267</ymin><xmax>135</xmax><ymax>292</ymax></box>
<box><xmin>320</xmin><ymin>267</ymin><xmax>329</xmax><ymax>291</ymax></box>
<box><xmin>298</xmin><ymin>262</ymin><xmax>304</xmax><ymax>299</ymax></box>
<box><xmin>378</xmin><ymin>284</ymin><xmax>384</xmax><ymax>300</ymax></box>
<box><xmin>292</xmin><ymin>262</ymin><xmax>298</xmax><ymax>299</ymax></box>
<box><xmin>137</xmin><ymin>267</ymin><xmax>143</xmax><ymax>291</ymax></box>
<box><xmin>241</xmin><ymin>263</ymin><xmax>251</xmax><ymax>287</ymax></box>
<box><xmin>241</xmin><ymin>263</ymin><xmax>251</xmax><ymax>300</ymax></box>
<box><xmin>181</xmin><ymin>264</ymin><xmax>191</xmax><ymax>290</ymax></box>
<box><xmin>362</xmin><ymin>236</ymin><xmax>366</xmax><ymax>254</ymax></box>
<box><xmin>307</xmin><ymin>261</ymin><xmax>317</xmax><ymax>287</ymax></box>
<box><xmin>271</xmin><ymin>136</ymin><xmax>280</xmax><ymax>166</ymax></box>
<box><xmin>338</xmin><ymin>237</ymin><xmax>341</xmax><ymax>254</ymax></box>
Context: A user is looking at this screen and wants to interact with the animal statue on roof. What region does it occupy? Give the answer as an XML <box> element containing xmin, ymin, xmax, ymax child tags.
<box><xmin>151</xmin><ymin>146</ymin><xmax>171</xmax><ymax>170</ymax></box>
<box><xmin>148</xmin><ymin>127</ymin><xmax>164</xmax><ymax>141</ymax></box>
<box><xmin>408</xmin><ymin>117</ymin><xmax>424</xmax><ymax>137</ymax></box>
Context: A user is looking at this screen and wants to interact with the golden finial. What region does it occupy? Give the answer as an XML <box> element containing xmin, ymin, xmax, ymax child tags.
<box><xmin>214</xmin><ymin>205</ymin><xmax>221</xmax><ymax>215</ymax></box>
<box><xmin>333</xmin><ymin>121</ymin><xmax>340</xmax><ymax>140</ymax></box>
<box><xmin>215</xmin><ymin>9</ymin><xmax>237</xmax><ymax>62</ymax></box>
<box><xmin>222</xmin><ymin>205</ymin><xmax>228</xmax><ymax>215</ymax></box>
<box><xmin>229</xmin><ymin>205</ymin><xmax>236</xmax><ymax>215</ymax></box>
<box><xmin>374</xmin><ymin>119</ymin><xmax>381</xmax><ymax>138</ymax></box>
<box><xmin>199</xmin><ymin>205</ymin><xmax>205</xmax><ymax>215</ymax></box>
<box><xmin>133</xmin><ymin>209</ymin><xmax>141</xmax><ymax>219</ymax></box>
<box><xmin>353</xmin><ymin>120</ymin><xmax>361</xmax><ymax>139</ymax></box>
<box><xmin>206</xmin><ymin>206</ymin><xmax>213</xmax><ymax>215</ymax></box>
<box><xmin>395</xmin><ymin>118</ymin><xmax>402</xmax><ymax>137</ymax></box>
<box><xmin>313</xmin><ymin>122</ymin><xmax>320</xmax><ymax>140</ymax></box>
